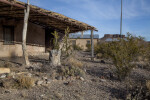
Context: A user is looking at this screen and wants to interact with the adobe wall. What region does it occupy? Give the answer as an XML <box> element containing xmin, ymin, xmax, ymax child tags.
<box><xmin>69</xmin><ymin>38</ymin><xmax>98</xmax><ymax>50</ymax></box>
<box><xmin>0</xmin><ymin>18</ymin><xmax>45</xmax><ymax>57</ymax></box>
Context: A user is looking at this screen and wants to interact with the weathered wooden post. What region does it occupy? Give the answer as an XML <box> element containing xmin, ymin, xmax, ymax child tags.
<box><xmin>91</xmin><ymin>30</ymin><xmax>94</xmax><ymax>61</ymax></box>
<box><xmin>22</xmin><ymin>0</ymin><xmax>30</xmax><ymax>65</ymax></box>
<box><xmin>81</xmin><ymin>31</ymin><xmax>84</xmax><ymax>38</ymax></box>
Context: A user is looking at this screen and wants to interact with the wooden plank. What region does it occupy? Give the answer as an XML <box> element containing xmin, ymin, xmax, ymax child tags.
<box><xmin>0</xmin><ymin>68</ymin><xmax>10</xmax><ymax>74</ymax></box>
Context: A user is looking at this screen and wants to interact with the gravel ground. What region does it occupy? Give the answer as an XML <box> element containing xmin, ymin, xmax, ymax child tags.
<box><xmin>0</xmin><ymin>51</ymin><xmax>150</xmax><ymax>100</ymax></box>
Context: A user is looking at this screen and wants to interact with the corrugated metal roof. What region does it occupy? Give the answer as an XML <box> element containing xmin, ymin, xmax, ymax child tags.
<box><xmin>69</xmin><ymin>34</ymin><xmax>99</xmax><ymax>39</ymax></box>
<box><xmin>105</xmin><ymin>38</ymin><xmax>127</xmax><ymax>42</ymax></box>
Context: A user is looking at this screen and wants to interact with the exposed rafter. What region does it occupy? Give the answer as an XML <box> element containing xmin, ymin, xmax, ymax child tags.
<box><xmin>0</xmin><ymin>0</ymin><xmax>97</xmax><ymax>33</ymax></box>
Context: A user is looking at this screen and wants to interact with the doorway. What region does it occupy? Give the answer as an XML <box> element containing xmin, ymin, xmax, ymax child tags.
<box><xmin>45</xmin><ymin>28</ymin><xmax>54</xmax><ymax>52</ymax></box>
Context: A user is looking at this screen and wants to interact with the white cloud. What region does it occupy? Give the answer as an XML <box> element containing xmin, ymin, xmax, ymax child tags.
<box><xmin>17</xmin><ymin>0</ymin><xmax>150</xmax><ymax>40</ymax></box>
<box><xmin>55</xmin><ymin>0</ymin><xmax>150</xmax><ymax>19</ymax></box>
<box><xmin>18</xmin><ymin>0</ymin><xmax>150</xmax><ymax>20</ymax></box>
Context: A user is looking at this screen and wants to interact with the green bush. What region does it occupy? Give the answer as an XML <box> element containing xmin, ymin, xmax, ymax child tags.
<box><xmin>95</xmin><ymin>43</ymin><xmax>111</xmax><ymax>58</ymax></box>
<box><xmin>95</xmin><ymin>33</ymin><xmax>145</xmax><ymax>80</ymax></box>
<box><xmin>86</xmin><ymin>44</ymin><xmax>91</xmax><ymax>52</ymax></box>
<box><xmin>72</xmin><ymin>44</ymin><xmax>82</xmax><ymax>51</ymax></box>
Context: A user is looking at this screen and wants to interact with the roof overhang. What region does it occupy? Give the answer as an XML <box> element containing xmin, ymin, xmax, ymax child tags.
<box><xmin>0</xmin><ymin>0</ymin><xmax>97</xmax><ymax>33</ymax></box>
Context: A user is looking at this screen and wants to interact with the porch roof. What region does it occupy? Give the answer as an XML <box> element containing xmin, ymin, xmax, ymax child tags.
<box><xmin>0</xmin><ymin>0</ymin><xmax>97</xmax><ymax>33</ymax></box>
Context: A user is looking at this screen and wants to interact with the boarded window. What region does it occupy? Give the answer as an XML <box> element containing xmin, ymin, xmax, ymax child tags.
<box><xmin>72</xmin><ymin>40</ymin><xmax>76</xmax><ymax>45</ymax></box>
<box><xmin>87</xmin><ymin>40</ymin><xmax>91</xmax><ymax>45</ymax></box>
<box><xmin>3</xmin><ymin>26</ymin><xmax>14</xmax><ymax>45</ymax></box>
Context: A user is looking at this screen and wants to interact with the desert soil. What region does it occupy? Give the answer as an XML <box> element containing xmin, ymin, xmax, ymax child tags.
<box><xmin>0</xmin><ymin>51</ymin><xmax>150</xmax><ymax>100</ymax></box>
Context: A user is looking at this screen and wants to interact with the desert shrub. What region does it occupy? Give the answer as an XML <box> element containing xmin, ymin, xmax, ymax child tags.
<box><xmin>96</xmin><ymin>53</ymin><xmax>103</xmax><ymax>59</ymax></box>
<box><xmin>67</xmin><ymin>57</ymin><xmax>83</xmax><ymax>68</ymax></box>
<box><xmin>145</xmin><ymin>44</ymin><xmax>150</xmax><ymax>63</ymax></box>
<box><xmin>95</xmin><ymin>43</ymin><xmax>111</xmax><ymax>59</ymax></box>
<box><xmin>0</xmin><ymin>76</ymin><xmax>35</xmax><ymax>89</ymax></box>
<box><xmin>126</xmin><ymin>81</ymin><xmax>150</xmax><ymax>100</ymax></box>
<box><xmin>16</xmin><ymin>75</ymin><xmax>35</xmax><ymax>89</ymax></box>
<box><xmin>86</xmin><ymin>44</ymin><xmax>91</xmax><ymax>52</ymax></box>
<box><xmin>146</xmin><ymin>80</ymin><xmax>150</xmax><ymax>92</ymax></box>
<box><xmin>0</xmin><ymin>78</ymin><xmax>18</xmax><ymax>89</ymax></box>
<box><xmin>72</xmin><ymin>44</ymin><xmax>82</xmax><ymax>51</ymax></box>
<box><xmin>3</xmin><ymin>61</ymin><xmax>12</xmax><ymax>68</ymax></box>
<box><xmin>110</xmin><ymin>33</ymin><xmax>145</xmax><ymax>80</ymax></box>
<box><xmin>96</xmin><ymin>33</ymin><xmax>145</xmax><ymax>80</ymax></box>
<box><xmin>62</xmin><ymin>56</ymin><xmax>83</xmax><ymax>68</ymax></box>
<box><xmin>58</xmin><ymin>66</ymin><xmax>85</xmax><ymax>77</ymax></box>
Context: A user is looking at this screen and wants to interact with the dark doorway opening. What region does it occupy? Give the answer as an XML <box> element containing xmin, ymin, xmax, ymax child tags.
<box><xmin>45</xmin><ymin>28</ymin><xmax>54</xmax><ymax>52</ymax></box>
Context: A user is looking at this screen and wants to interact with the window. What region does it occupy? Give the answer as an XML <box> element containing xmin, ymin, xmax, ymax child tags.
<box><xmin>87</xmin><ymin>40</ymin><xmax>91</xmax><ymax>45</ymax></box>
<box><xmin>3</xmin><ymin>26</ymin><xmax>14</xmax><ymax>45</ymax></box>
<box><xmin>72</xmin><ymin>40</ymin><xmax>76</xmax><ymax>45</ymax></box>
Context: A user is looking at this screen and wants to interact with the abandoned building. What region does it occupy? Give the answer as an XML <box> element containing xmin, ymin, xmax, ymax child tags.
<box><xmin>69</xmin><ymin>34</ymin><xmax>99</xmax><ymax>50</ymax></box>
<box><xmin>99</xmin><ymin>34</ymin><xmax>125</xmax><ymax>42</ymax></box>
<box><xmin>0</xmin><ymin>0</ymin><xmax>97</xmax><ymax>58</ymax></box>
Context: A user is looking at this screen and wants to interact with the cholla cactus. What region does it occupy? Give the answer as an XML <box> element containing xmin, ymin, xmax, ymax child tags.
<box><xmin>51</xmin><ymin>30</ymin><xmax>60</xmax><ymax>50</ymax></box>
<box><xmin>63</xmin><ymin>27</ymin><xmax>72</xmax><ymax>56</ymax></box>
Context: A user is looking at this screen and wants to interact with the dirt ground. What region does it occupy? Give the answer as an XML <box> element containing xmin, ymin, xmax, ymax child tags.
<box><xmin>0</xmin><ymin>51</ymin><xmax>150</xmax><ymax>100</ymax></box>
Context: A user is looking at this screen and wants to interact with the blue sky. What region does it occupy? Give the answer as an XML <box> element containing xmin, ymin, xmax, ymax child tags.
<box><xmin>19</xmin><ymin>0</ymin><xmax>150</xmax><ymax>40</ymax></box>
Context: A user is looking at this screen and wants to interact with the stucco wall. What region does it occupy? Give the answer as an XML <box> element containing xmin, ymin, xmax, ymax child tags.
<box><xmin>0</xmin><ymin>18</ymin><xmax>45</xmax><ymax>57</ymax></box>
<box><xmin>69</xmin><ymin>38</ymin><xmax>98</xmax><ymax>50</ymax></box>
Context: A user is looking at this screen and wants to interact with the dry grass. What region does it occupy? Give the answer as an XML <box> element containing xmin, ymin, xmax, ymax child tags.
<box><xmin>54</xmin><ymin>92</ymin><xmax>63</xmax><ymax>99</ymax></box>
<box><xmin>1</xmin><ymin>78</ymin><xmax>18</xmax><ymax>89</ymax></box>
<box><xmin>0</xmin><ymin>61</ymin><xmax>12</xmax><ymax>68</ymax></box>
<box><xmin>17</xmin><ymin>75</ymin><xmax>35</xmax><ymax>89</ymax></box>
<box><xmin>57</xmin><ymin>65</ymin><xmax>85</xmax><ymax>77</ymax></box>
<box><xmin>96</xmin><ymin>53</ymin><xmax>103</xmax><ymax>59</ymax></box>
<box><xmin>67</xmin><ymin>57</ymin><xmax>83</xmax><ymax>68</ymax></box>
<box><xmin>146</xmin><ymin>80</ymin><xmax>150</xmax><ymax>91</ymax></box>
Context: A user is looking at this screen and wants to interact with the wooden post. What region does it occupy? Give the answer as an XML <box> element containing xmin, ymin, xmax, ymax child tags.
<box><xmin>81</xmin><ymin>31</ymin><xmax>84</xmax><ymax>38</ymax></box>
<box><xmin>22</xmin><ymin>0</ymin><xmax>30</xmax><ymax>66</ymax></box>
<box><xmin>91</xmin><ymin>30</ymin><xmax>94</xmax><ymax>61</ymax></box>
<box><xmin>120</xmin><ymin>0</ymin><xmax>122</xmax><ymax>37</ymax></box>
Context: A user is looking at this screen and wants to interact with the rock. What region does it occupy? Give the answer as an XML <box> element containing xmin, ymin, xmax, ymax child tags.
<box><xmin>5</xmin><ymin>90</ymin><xmax>11</xmax><ymax>94</ymax></box>
<box><xmin>126</xmin><ymin>94</ymin><xmax>131</xmax><ymax>100</ymax></box>
<box><xmin>36</xmin><ymin>80</ymin><xmax>43</xmax><ymax>85</ymax></box>
<box><xmin>80</xmin><ymin>77</ymin><xmax>84</xmax><ymax>81</ymax></box>
<box><xmin>0</xmin><ymin>68</ymin><xmax>10</xmax><ymax>74</ymax></box>
<box><xmin>40</xmin><ymin>94</ymin><xmax>45</xmax><ymax>97</ymax></box>
<box><xmin>100</xmin><ymin>79</ymin><xmax>106</xmax><ymax>82</ymax></box>
<box><xmin>9</xmin><ymin>72</ymin><xmax>16</xmax><ymax>78</ymax></box>
<box><xmin>96</xmin><ymin>53</ymin><xmax>102</xmax><ymax>59</ymax></box>
<box><xmin>42</xmin><ymin>77</ymin><xmax>48</xmax><ymax>81</ymax></box>
<box><xmin>27</xmin><ymin>73</ymin><xmax>32</xmax><ymax>77</ymax></box>
<box><xmin>62</xmin><ymin>76</ymin><xmax>66</xmax><ymax>80</ymax></box>
<box><xmin>100</xmin><ymin>60</ymin><xmax>105</xmax><ymax>64</ymax></box>
<box><xmin>26</xmin><ymin>66</ymin><xmax>34</xmax><ymax>71</ymax></box>
<box><xmin>91</xmin><ymin>79</ymin><xmax>97</xmax><ymax>82</ymax></box>
<box><xmin>56</xmin><ymin>76</ymin><xmax>62</xmax><ymax>80</ymax></box>
<box><xmin>83</xmin><ymin>68</ymin><xmax>86</xmax><ymax>72</ymax></box>
<box><xmin>0</xmin><ymin>74</ymin><xmax>6</xmax><ymax>78</ymax></box>
<box><xmin>46</xmin><ymin>79</ymin><xmax>52</xmax><ymax>84</ymax></box>
<box><xmin>64</xmin><ymin>82</ymin><xmax>73</xmax><ymax>86</ymax></box>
